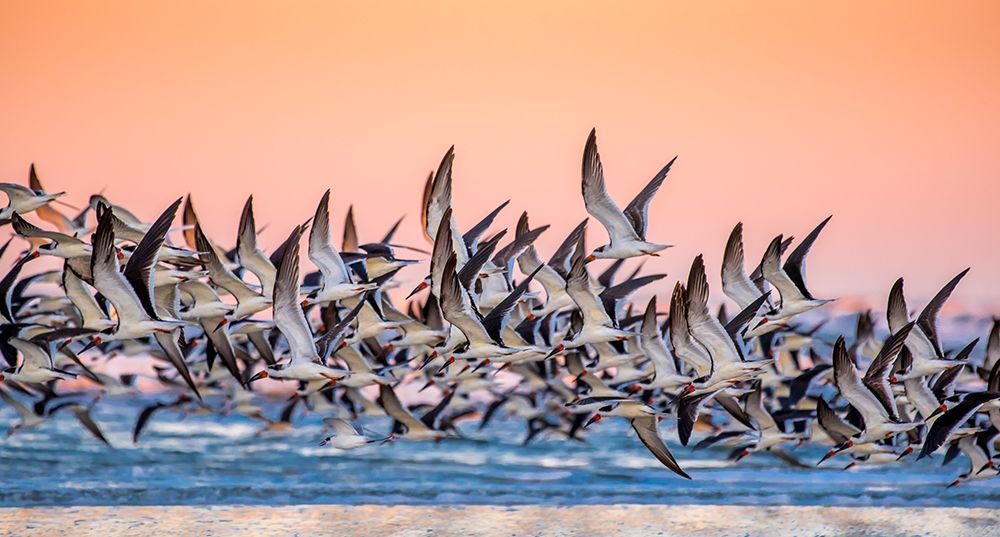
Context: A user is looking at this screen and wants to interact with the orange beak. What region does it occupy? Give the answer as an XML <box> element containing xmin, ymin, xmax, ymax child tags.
<box><xmin>584</xmin><ymin>255</ymin><xmax>596</xmax><ymax>263</ymax></box>
<box><xmin>301</xmin><ymin>299</ymin><xmax>310</xmax><ymax>307</ymax></box>
<box><xmin>248</xmin><ymin>370</ymin><xmax>269</xmax><ymax>382</ymax></box>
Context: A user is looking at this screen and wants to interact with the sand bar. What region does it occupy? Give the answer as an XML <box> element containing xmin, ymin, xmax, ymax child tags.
<box><xmin>3</xmin><ymin>504</ymin><xmax>999</xmax><ymax>536</ymax></box>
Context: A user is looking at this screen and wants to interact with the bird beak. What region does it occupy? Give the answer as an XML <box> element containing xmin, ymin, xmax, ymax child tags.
<box><xmin>301</xmin><ymin>298</ymin><xmax>310</xmax><ymax>307</ymax></box>
<box><xmin>929</xmin><ymin>403</ymin><xmax>948</xmax><ymax>419</ymax></box>
<box><xmin>319</xmin><ymin>438</ymin><xmax>329</xmax><ymax>447</ymax></box>
<box><xmin>946</xmin><ymin>479</ymin><xmax>961</xmax><ymax>488</ymax></box>
<box><xmin>418</xmin><ymin>352</ymin><xmax>438</xmax><ymax>370</ymax></box>
<box><xmin>817</xmin><ymin>449</ymin><xmax>837</xmax><ymax>465</ymax></box>
<box><xmin>406</xmin><ymin>281</ymin><xmax>429</xmax><ymax>299</ymax></box>
<box><xmin>752</xmin><ymin>317</ymin><xmax>769</xmax><ymax>330</ymax></box>
<box><xmin>545</xmin><ymin>344</ymin><xmax>565</xmax><ymax>359</ymax></box>
<box><xmin>584</xmin><ymin>413</ymin><xmax>602</xmax><ymax>428</ymax></box>
<box><xmin>842</xmin><ymin>461</ymin><xmax>857</xmax><ymax>471</ymax></box>
<box><xmin>834</xmin><ymin>439</ymin><xmax>854</xmax><ymax>453</ymax></box>
<box><xmin>213</xmin><ymin>318</ymin><xmax>228</xmax><ymax>333</ymax></box>
<box><xmin>383</xmin><ymin>343</ymin><xmax>394</xmax><ymax>352</ymax></box>
<box><xmin>80</xmin><ymin>336</ymin><xmax>102</xmax><ymax>354</ymax></box>
<box><xmin>574</xmin><ymin>370</ymin><xmax>588</xmax><ymax>383</ymax></box>
<box><xmin>976</xmin><ymin>461</ymin><xmax>995</xmax><ymax>475</ymax></box>
<box><xmin>895</xmin><ymin>446</ymin><xmax>914</xmax><ymax>461</ymax></box>
<box><xmin>584</xmin><ymin>255</ymin><xmax>596</xmax><ymax>264</ymax></box>
<box><xmin>435</xmin><ymin>356</ymin><xmax>455</xmax><ymax>375</ymax></box>
<box><xmin>0</xmin><ymin>373</ymin><xmax>5</xmax><ymax>382</ymax></box>
<box><xmin>418</xmin><ymin>380</ymin><xmax>435</xmax><ymax>393</ymax></box>
<box><xmin>470</xmin><ymin>359</ymin><xmax>491</xmax><ymax>374</ymax></box>
<box><xmin>735</xmin><ymin>449</ymin><xmax>751</xmax><ymax>462</ymax></box>
<box><xmin>248</xmin><ymin>370</ymin><xmax>269</xmax><ymax>383</ymax></box>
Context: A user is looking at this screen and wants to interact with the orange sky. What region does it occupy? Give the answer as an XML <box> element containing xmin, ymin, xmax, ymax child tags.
<box><xmin>2</xmin><ymin>1</ymin><xmax>999</xmax><ymax>305</ymax></box>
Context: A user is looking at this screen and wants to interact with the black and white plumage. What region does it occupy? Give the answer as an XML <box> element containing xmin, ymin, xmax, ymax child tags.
<box><xmin>581</xmin><ymin>129</ymin><xmax>673</xmax><ymax>260</ymax></box>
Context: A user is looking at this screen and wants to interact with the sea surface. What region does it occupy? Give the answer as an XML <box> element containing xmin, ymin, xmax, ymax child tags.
<box><xmin>2</xmin><ymin>395</ymin><xmax>998</xmax><ymax>508</ymax></box>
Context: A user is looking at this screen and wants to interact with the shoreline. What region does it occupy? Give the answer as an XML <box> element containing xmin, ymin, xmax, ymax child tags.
<box><xmin>4</xmin><ymin>504</ymin><xmax>999</xmax><ymax>536</ymax></box>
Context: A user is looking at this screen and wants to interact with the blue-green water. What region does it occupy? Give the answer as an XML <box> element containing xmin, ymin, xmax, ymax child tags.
<box><xmin>2</xmin><ymin>397</ymin><xmax>997</xmax><ymax>507</ymax></box>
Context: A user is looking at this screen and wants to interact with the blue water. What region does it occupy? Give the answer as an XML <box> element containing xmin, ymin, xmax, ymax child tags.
<box><xmin>2</xmin><ymin>397</ymin><xmax>998</xmax><ymax>507</ymax></box>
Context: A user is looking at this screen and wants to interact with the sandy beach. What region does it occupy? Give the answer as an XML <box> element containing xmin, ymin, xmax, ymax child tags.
<box><xmin>3</xmin><ymin>504</ymin><xmax>999</xmax><ymax>537</ymax></box>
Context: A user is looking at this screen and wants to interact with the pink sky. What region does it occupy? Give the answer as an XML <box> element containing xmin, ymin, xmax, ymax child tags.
<box><xmin>2</xmin><ymin>1</ymin><xmax>999</xmax><ymax>305</ymax></box>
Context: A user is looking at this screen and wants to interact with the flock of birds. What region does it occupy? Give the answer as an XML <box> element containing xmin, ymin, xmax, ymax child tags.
<box><xmin>2</xmin><ymin>129</ymin><xmax>999</xmax><ymax>489</ymax></box>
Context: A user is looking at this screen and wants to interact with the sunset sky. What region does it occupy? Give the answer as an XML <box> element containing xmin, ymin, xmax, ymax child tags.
<box><xmin>2</xmin><ymin>1</ymin><xmax>999</xmax><ymax>306</ymax></box>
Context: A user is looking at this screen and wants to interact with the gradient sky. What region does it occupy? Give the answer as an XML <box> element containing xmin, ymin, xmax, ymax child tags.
<box><xmin>2</xmin><ymin>1</ymin><xmax>999</xmax><ymax>307</ymax></box>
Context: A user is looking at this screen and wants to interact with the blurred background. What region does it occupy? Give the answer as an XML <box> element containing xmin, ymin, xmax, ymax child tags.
<box><xmin>2</xmin><ymin>0</ymin><xmax>999</xmax><ymax>306</ymax></box>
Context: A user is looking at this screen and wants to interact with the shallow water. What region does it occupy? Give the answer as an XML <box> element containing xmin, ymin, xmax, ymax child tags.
<box><xmin>2</xmin><ymin>396</ymin><xmax>998</xmax><ymax>507</ymax></box>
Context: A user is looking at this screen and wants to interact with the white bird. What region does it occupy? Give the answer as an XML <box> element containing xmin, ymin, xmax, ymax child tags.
<box><xmin>747</xmin><ymin>217</ymin><xmax>833</xmax><ymax>336</ymax></box>
<box><xmin>5</xmin><ymin>337</ymin><xmax>77</xmax><ymax>384</ymax></box>
<box><xmin>0</xmin><ymin>182</ymin><xmax>66</xmax><ymax>222</ymax></box>
<box><xmin>636</xmin><ymin>296</ymin><xmax>692</xmax><ymax>392</ymax></box>
<box><xmin>378</xmin><ymin>384</ymin><xmax>447</xmax><ymax>441</ymax></box>
<box><xmin>304</xmin><ymin>190</ymin><xmax>376</xmax><ymax>305</ymax></box>
<box><xmin>194</xmin><ymin>222</ymin><xmax>272</xmax><ymax>321</ymax></box>
<box><xmin>686</xmin><ymin>255</ymin><xmax>769</xmax><ymax>393</ymax></box>
<box><xmin>580</xmin><ymin>129</ymin><xmax>673</xmax><ymax>260</ymax></box>
<box><xmin>320</xmin><ymin>418</ymin><xmax>392</xmax><ymax>449</ymax></box>
<box><xmin>247</xmin><ymin>226</ymin><xmax>350</xmax><ymax>384</ymax></box>
<box><xmin>556</xmin><ymin>229</ymin><xmax>632</xmax><ymax>350</ymax></box>
<box><xmin>831</xmin><ymin>327</ymin><xmax>918</xmax><ymax>449</ymax></box>
<box><xmin>888</xmin><ymin>270</ymin><xmax>969</xmax><ymax>379</ymax></box>
<box><xmin>235</xmin><ymin>196</ymin><xmax>277</xmax><ymax>297</ymax></box>
<box><xmin>87</xmin><ymin>203</ymin><xmax>183</xmax><ymax>344</ymax></box>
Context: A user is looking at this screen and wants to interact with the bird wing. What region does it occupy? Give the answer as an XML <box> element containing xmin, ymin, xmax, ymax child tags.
<box><xmin>918</xmin><ymin>392</ymin><xmax>1000</xmax><ymax>459</ymax></box>
<box><xmin>832</xmin><ymin>337</ymin><xmax>889</xmax><ymax>429</ymax></box>
<box><xmin>815</xmin><ymin>398</ymin><xmax>861</xmax><ymax>445</ymax></box>
<box><xmin>781</xmin><ymin>216</ymin><xmax>832</xmax><ymax>300</ymax></box>
<box><xmin>379</xmin><ymin>384</ymin><xmax>432</xmax><ymax>434</ymax></box>
<box><xmin>481</xmin><ymin>265</ymin><xmax>542</xmax><ymax>345</ymax></box>
<box><xmin>669</xmin><ymin>283</ymin><xmax>712</xmax><ymax>378</ymax></box>
<box><xmin>62</xmin><ymin>266</ymin><xmax>108</xmax><ymax>326</ymax></box>
<box><xmin>630</xmin><ymin>415</ymin><xmax>691</xmax><ymax>479</ymax></box>
<box><xmin>916</xmin><ymin>268</ymin><xmax>970</xmax><ymax>359</ymax></box>
<box><xmin>11</xmin><ymin>338</ymin><xmax>53</xmax><ymax>370</ymax></box>
<box><xmin>721</xmin><ymin>223</ymin><xmax>765</xmax><ymax>310</ymax></box>
<box><xmin>462</xmin><ymin>200</ymin><xmax>510</xmax><ymax>252</ymax></box>
<box><xmin>194</xmin><ymin>223</ymin><xmax>260</xmax><ymax>304</ymax></box>
<box><xmin>760</xmin><ymin>235</ymin><xmax>807</xmax><ymax>307</ymax></box>
<box><xmin>11</xmin><ymin>213</ymin><xmax>83</xmax><ymax>245</ymax></box>
<box><xmin>0</xmin><ymin>183</ymin><xmax>38</xmax><ymax>205</ymax></box>
<box><xmin>90</xmin><ymin>210</ymin><xmax>151</xmax><ymax>325</ymax></box>
<box><xmin>861</xmin><ymin>322</ymin><xmax>914</xmax><ymax>421</ymax></box>
<box><xmin>623</xmin><ymin>156</ymin><xmax>675</xmax><ymax>241</ymax></box>
<box><xmin>236</xmin><ymin>196</ymin><xmax>277</xmax><ymax>294</ymax></box>
<box><xmin>686</xmin><ymin>255</ymin><xmax>740</xmax><ymax>365</ymax></box>
<box><xmin>744</xmin><ymin>381</ymin><xmax>777</xmax><ymax>431</ymax></box>
<box><xmin>640</xmin><ymin>296</ymin><xmax>677</xmax><ymax>378</ymax></box>
<box><xmin>566</xmin><ymin>230</ymin><xmax>614</xmax><ymax>327</ymax></box>
<box><xmin>423</xmin><ymin>147</ymin><xmax>454</xmax><ymax>244</ymax></box>
<box><xmin>308</xmin><ymin>190</ymin><xmax>352</xmax><ymax>286</ymax></box>
<box><xmin>122</xmin><ymin>198</ymin><xmax>182</xmax><ymax>320</ymax></box>
<box><xmin>272</xmin><ymin>226</ymin><xmax>320</xmax><ymax>364</ymax></box>
<box><xmin>886</xmin><ymin>278</ymin><xmax>910</xmax><ymax>333</ymax></box>
<box><xmin>581</xmin><ymin>129</ymin><xmax>640</xmax><ymax>244</ymax></box>
<box><xmin>439</xmin><ymin>254</ymin><xmax>495</xmax><ymax>347</ymax></box>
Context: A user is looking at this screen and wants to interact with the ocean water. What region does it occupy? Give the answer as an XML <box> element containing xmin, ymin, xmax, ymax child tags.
<box><xmin>2</xmin><ymin>396</ymin><xmax>998</xmax><ymax>508</ymax></box>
